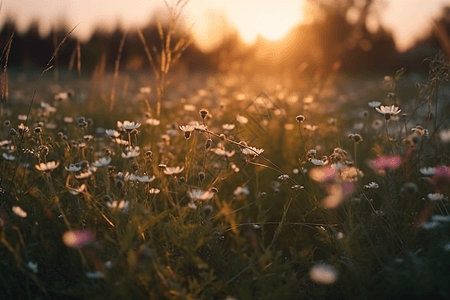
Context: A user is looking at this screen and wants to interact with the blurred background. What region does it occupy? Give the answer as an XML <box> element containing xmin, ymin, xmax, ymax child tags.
<box><xmin>0</xmin><ymin>0</ymin><xmax>449</xmax><ymax>76</ymax></box>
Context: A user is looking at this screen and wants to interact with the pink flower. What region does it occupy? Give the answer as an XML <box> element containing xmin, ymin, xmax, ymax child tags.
<box><xmin>62</xmin><ymin>230</ymin><xmax>93</xmax><ymax>248</ymax></box>
<box><xmin>309</xmin><ymin>167</ymin><xmax>337</xmax><ymax>183</ymax></box>
<box><xmin>322</xmin><ymin>182</ymin><xmax>354</xmax><ymax>209</ymax></box>
<box><xmin>367</xmin><ymin>155</ymin><xmax>401</xmax><ymax>172</ymax></box>
<box><xmin>430</xmin><ymin>166</ymin><xmax>450</xmax><ymax>195</ymax></box>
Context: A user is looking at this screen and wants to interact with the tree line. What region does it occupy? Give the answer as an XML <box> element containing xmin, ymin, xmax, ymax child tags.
<box><xmin>0</xmin><ymin>2</ymin><xmax>449</xmax><ymax>76</ymax></box>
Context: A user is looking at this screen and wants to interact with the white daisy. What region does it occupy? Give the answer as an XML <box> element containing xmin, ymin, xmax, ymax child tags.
<box><xmin>234</xmin><ymin>186</ymin><xmax>250</xmax><ymax>196</ymax></box>
<box><xmin>105</xmin><ymin>129</ymin><xmax>121</xmax><ymax>138</ymax></box>
<box><xmin>419</xmin><ymin>167</ymin><xmax>436</xmax><ymax>176</ymax></box>
<box><xmin>2</xmin><ymin>153</ymin><xmax>15</xmax><ymax>161</ymax></box>
<box><xmin>184</xmin><ymin>104</ymin><xmax>196</xmax><ymax>111</ymax></box>
<box><xmin>304</xmin><ymin>124</ymin><xmax>318</xmax><ymax>131</ymax></box>
<box><xmin>310</xmin><ymin>158</ymin><xmax>327</xmax><ymax>166</ymax></box>
<box><xmin>75</xmin><ymin>170</ymin><xmax>94</xmax><ymax>179</ymax></box>
<box><xmin>428</xmin><ymin>193</ymin><xmax>444</xmax><ymax>201</ymax></box>
<box><xmin>146</xmin><ymin>118</ymin><xmax>160</xmax><ymax>126</ymax></box>
<box><xmin>179</xmin><ymin>125</ymin><xmax>195</xmax><ymax>132</ymax></box>
<box><xmin>0</xmin><ymin>140</ymin><xmax>11</xmax><ymax>148</ymax></box>
<box><xmin>27</xmin><ymin>261</ymin><xmax>38</xmax><ymax>273</ymax></box>
<box><xmin>69</xmin><ymin>184</ymin><xmax>86</xmax><ymax>195</ymax></box>
<box><xmin>188</xmin><ymin>189</ymin><xmax>215</xmax><ymax>201</ymax></box>
<box><xmin>127</xmin><ymin>173</ymin><xmax>155</xmax><ymax>183</ymax></box>
<box><xmin>222</xmin><ymin>124</ymin><xmax>235</xmax><ymax>130</ymax></box>
<box><xmin>12</xmin><ymin>206</ymin><xmax>27</xmax><ymax>218</ymax></box>
<box><xmin>117</xmin><ymin>121</ymin><xmax>141</xmax><ymax>131</ymax></box>
<box><xmin>432</xmin><ymin>215</ymin><xmax>450</xmax><ymax>222</ymax></box>
<box><xmin>236</xmin><ymin>115</ymin><xmax>248</xmax><ymax>124</ymax></box>
<box><xmin>187</xmin><ymin>202</ymin><xmax>197</xmax><ymax>210</ymax></box>
<box><xmin>179</xmin><ymin>125</ymin><xmax>195</xmax><ymax>138</ymax></box>
<box><xmin>149</xmin><ymin>188</ymin><xmax>161</xmax><ymax>194</ymax></box>
<box><xmin>211</xmin><ymin>148</ymin><xmax>235</xmax><ymax>157</ymax></box>
<box><xmin>368</xmin><ymin>101</ymin><xmax>381</xmax><ymax>108</ymax></box>
<box><xmin>107</xmin><ymin>200</ymin><xmax>129</xmax><ymax>212</ymax></box>
<box><xmin>278</xmin><ymin>174</ymin><xmax>290</xmax><ymax>181</ymax></box>
<box><xmin>65</xmin><ymin>164</ymin><xmax>82</xmax><ymax>172</ymax></box>
<box><xmin>163</xmin><ymin>166</ymin><xmax>184</xmax><ymax>175</ymax></box>
<box><xmin>92</xmin><ymin>157</ymin><xmax>112</xmax><ymax>167</ymax></box>
<box><xmin>139</xmin><ymin>86</ymin><xmax>151</xmax><ymax>94</ymax></box>
<box><xmin>112</xmin><ymin>138</ymin><xmax>129</xmax><ymax>146</ymax></box>
<box><xmin>422</xmin><ymin>221</ymin><xmax>439</xmax><ymax>230</ymax></box>
<box><xmin>375</xmin><ymin>105</ymin><xmax>401</xmax><ymax>120</ymax></box>
<box><xmin>364</xmin><ymin>182</ymin><xmax>379</xmax><ymax>189</ymax></box>
<box><xmin>122</xmin><ymin>147</ymin><xmax>140</xmax><ymax>159</ymax></box>
<box><xmin>309</xmin><ymin>263</ymin><xmax>338</xmax><ymax>285</ymax></box>
<box><xmin>35</xmin><ymin>161</ymin><xmax>59</xmax><ymax>172</ymax></box>
<box><xmin>63</xmin><ymin>117</ymin><xmax>73</xmax><ymax>123</ymax></box>
<box><xmin>241</xmin><ymin>147</ymin><xmax>264</xmax><ymax>156</ymax></box>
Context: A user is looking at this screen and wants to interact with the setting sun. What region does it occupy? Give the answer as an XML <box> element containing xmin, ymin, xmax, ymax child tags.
<box><xmin>223</xmin><ymin>1</ymin><xmax>304</xmax><ymax>43</ymax></box>
<box><xmin>184</xmin><ymin>0</ymin><xmax>304</xmax><ymax>51</ymax></box>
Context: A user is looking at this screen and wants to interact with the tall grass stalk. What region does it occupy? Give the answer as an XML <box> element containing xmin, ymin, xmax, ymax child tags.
<box><xmin>109</xmin><ymin>31</ymin><xmax>127</xmax><ymax>111</ymax></box>
<box><xmin>137</xmin><ymin>0</ymin><xmax>192</xmax><ymax>119</ymax></box>
<box><xmin>0</xmin><ymin>31</ymin><xmax>13</xmax><ymax>117</ymax></box>
<box><xmin>6</xmin><ymin>24</ymin><xmax>78</xmax><ymax>204</ymax></box>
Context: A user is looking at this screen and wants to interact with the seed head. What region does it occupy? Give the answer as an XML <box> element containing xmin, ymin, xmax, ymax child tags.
<box><xmin>205</xmin><ymin>139</ymin><xmax>212</xmax><ymax>150</ymax></box>
<box><xmin>296</xmin><ymin>115</ymin><xmax>305</xmax><ymax>122</ymax></box>
<box><xmin>200</xmin><ymin>109</ymin><xmax>208</xmax><ymax>119</ymax></box>
<box><xmin>400</xmin><ymin>182</ymin><xmax>418</xmax><ymax>196</ymax></box>
<box><xmin>104</xmin><ymin>149</ymin><xmax>112</xmax><ymax>156</ymax></box>
<box><xmin>198</xmin><ymin>171</ymin><xmax>205</xmax><ymax>182</ymax></box>
<box><xmin>352</xmin><ymin>134</ymin><xmax>363</xmax><ymax>143</ymax></box>
<box><xmin>202</xmin><ymin>205</ymin><xmax>214</xmax><ymax>216</ymax></box>
<box><xmin>115</xmin><ymin>179</ymin><xmax>124</xmax><ymax>190</ymax></box>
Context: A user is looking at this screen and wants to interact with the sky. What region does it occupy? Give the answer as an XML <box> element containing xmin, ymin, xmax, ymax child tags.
<box><xmin>0</xmin><ymin>0</ymin><xmax>448</xmax><ymax>52</ymax></box>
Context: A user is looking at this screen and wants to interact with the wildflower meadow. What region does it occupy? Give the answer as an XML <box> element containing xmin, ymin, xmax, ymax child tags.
<box><xmin>1</xmin><ymin>2</ymin><xmax>450</xmax><ymax>299</ymax></box>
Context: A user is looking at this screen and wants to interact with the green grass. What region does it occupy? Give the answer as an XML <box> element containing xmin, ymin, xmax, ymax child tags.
<box><xmin>0</xmin><ymin>52</ymin><xmax>450</xmax><ymax>300</ymax></box>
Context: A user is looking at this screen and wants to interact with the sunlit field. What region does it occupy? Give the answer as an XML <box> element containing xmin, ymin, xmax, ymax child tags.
<box><xmin>1</xmin><ymin>1</ymin><xmax>450</xmax><ymax>299</ymax></box>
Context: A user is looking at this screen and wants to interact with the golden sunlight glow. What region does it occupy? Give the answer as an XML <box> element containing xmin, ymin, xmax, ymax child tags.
<box><xmin>185</xmin><ymin>0</ymin><xmax>304</xmax><ymax>51</ymax></box>
<box><xmin>227</xmin><ymin>3</ymin><xmax>304</xmax><ymax>43</ymax></box>
<box><xmin>1</xmin><ymin>0</ymin><xmax>444</xmax><ymax>52</ymax></box>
